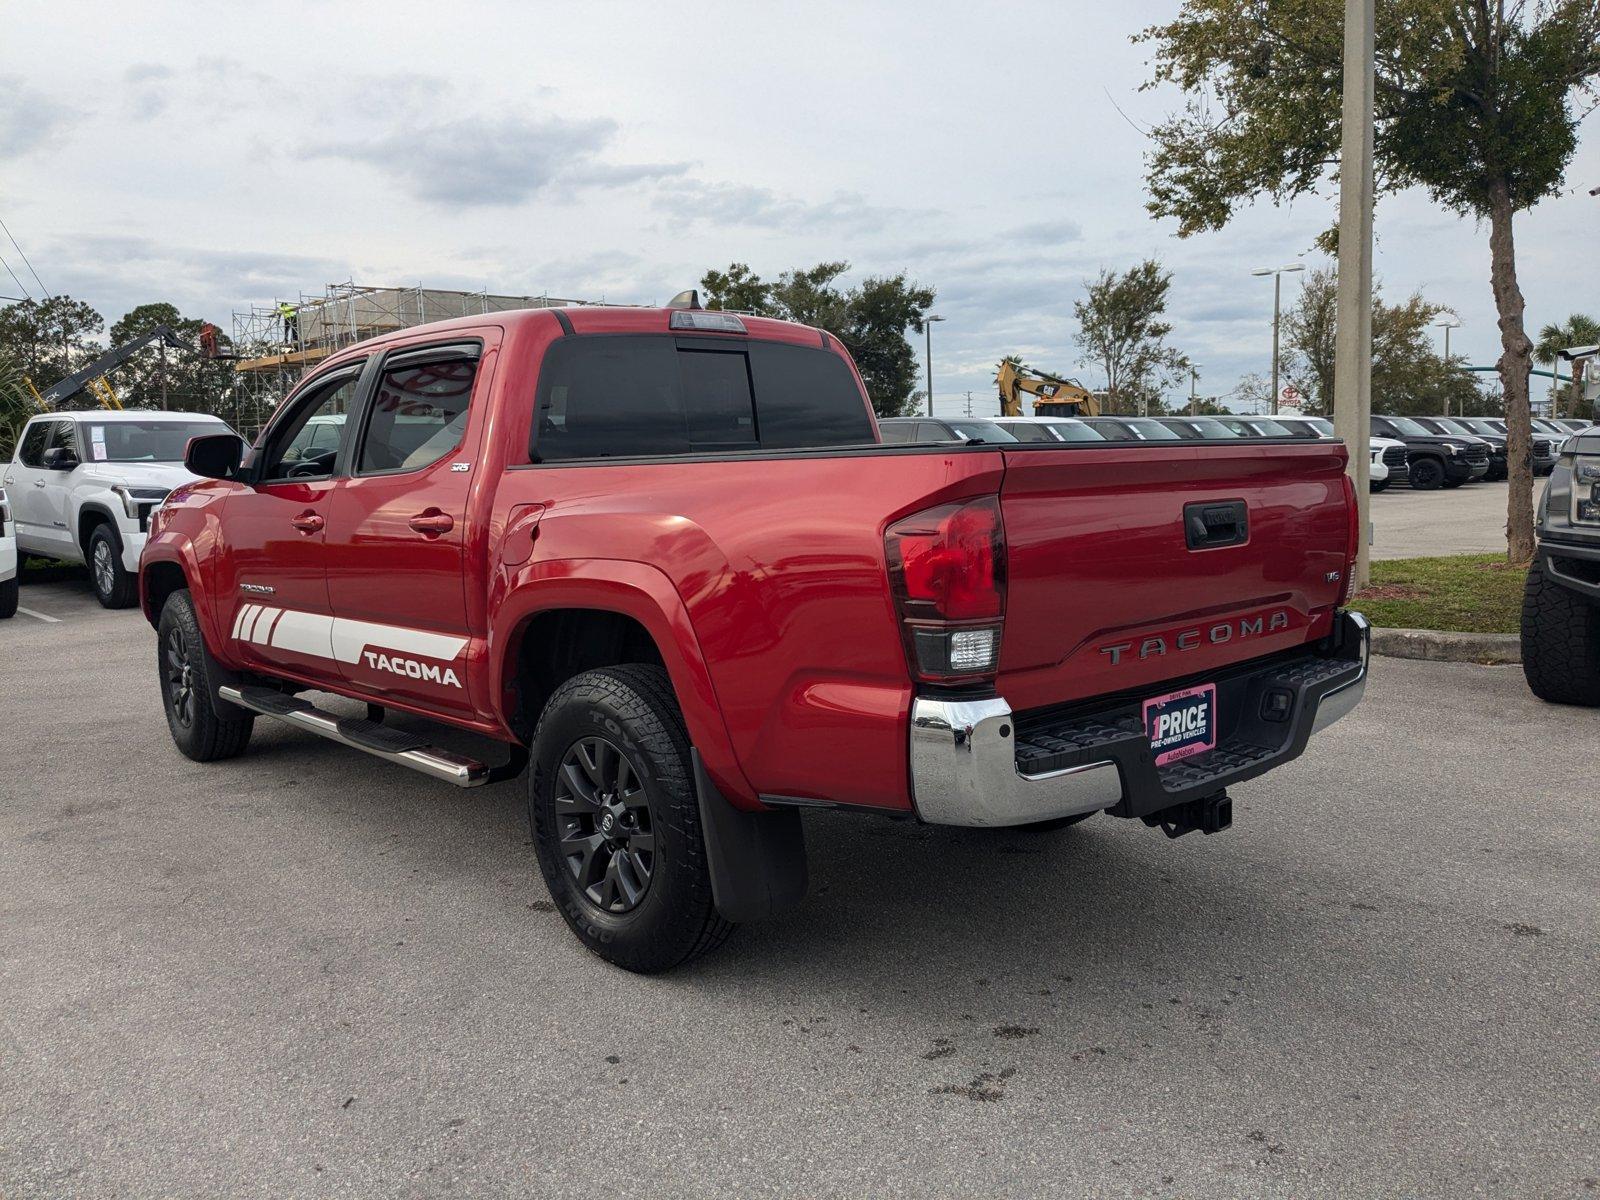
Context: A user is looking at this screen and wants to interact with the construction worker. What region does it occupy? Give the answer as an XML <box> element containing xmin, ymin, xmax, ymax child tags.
<box><xmin>277</xmin><ymin>301</ymin><xmax>299</xmax><ymax>350</ymax></box>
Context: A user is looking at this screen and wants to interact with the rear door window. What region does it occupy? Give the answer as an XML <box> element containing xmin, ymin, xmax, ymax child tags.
<box><xmin>534</xmin><ymin>336</ymin><xmax>874</xmax><ymax>460</ymax></box>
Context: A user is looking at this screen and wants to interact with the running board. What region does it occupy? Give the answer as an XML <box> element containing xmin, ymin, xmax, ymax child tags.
<box><xmin>220</xmin><ymin>685</ymin><xmax>491</xmax><ymax>788</ymax></box>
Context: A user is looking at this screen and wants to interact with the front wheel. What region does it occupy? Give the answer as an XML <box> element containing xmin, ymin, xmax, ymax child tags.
<box><xmin>529</xmin><ymin>664</ymin><xmax>732</xmax><ymax>973</ymax></box>
<box><xmin>1369</xmin><ymin>480</ymin><xmax>1390</xmax><ymax>493</ymax></box>
<box><xmin>88</xmin><ymin>524</ymin><xmax>137</xmax><ymax>608</ymax></box>
<box><xmin>0</xmin><ymin>575</ymin><xmax>16</xmax><ymax>618</ymax></box>
<box><xmin>158</xmin><ymin>589</ymin><xmax>255</xmax><ymax>760</ymax></box>
<box><xmin>1409</xmin><ymin>458</ymin><xmax>1445</xmax><ymax>490</ymax></box>
<box><xmin>1521</xmin><ymin>562</ymin><xmax>1600</xmax><ymax>706</ymax></box>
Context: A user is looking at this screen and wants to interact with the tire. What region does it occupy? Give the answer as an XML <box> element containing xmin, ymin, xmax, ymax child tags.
<box><xmin>88</xmin><ymin>524</ymin><xmax>137</xmax><ymax>608</ymax></box>
<box><xmin>157</xmin><ymin>589</ymin><xmax>255</xmax><ymax>761</ymax></box>
<box><xmin>0</xmin><ymin>575</ymin><xmax>16</xmax><ymax>619</ymax></box>
<box><xmin>1409</xmin><ymin>457</ymin><xmax>1445</xmax><ymax>490</ymax></box>
<box><xmin>529</xmin><ymin>664</ymin><xmax>732</xmax><ymax>973</ymax></box>
<box><xmin>1369</xmin><ymin>480</ymin><xmax>1390</xmax><ymax>493</ymax></box>
<box><xmin>1013</xmin><ymin>811</ymin><xmax>1096</xmax><ymax>833</ymax></box>
<box><xmin>1520</xmin><ymin>562</ymin><xmax>1600</xmax><ymax>706</ymax></box>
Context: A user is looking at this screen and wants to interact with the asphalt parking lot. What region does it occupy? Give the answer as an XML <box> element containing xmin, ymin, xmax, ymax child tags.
<box><xmin>3</xmin><ymin>575</ymin><xmax>1596</xmax><ymax>1198</ymax></box>
<box><xmin>1370</xmin><ymin>477</ymin><xmax>1514</xmax><ymax>560</ymax></box>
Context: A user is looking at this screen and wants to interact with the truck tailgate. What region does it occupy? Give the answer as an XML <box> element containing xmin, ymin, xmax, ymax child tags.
<box><xmin>996</xmin><ymin>441</ymin><xmax>1352</xmax><ymax>713</ymax></box>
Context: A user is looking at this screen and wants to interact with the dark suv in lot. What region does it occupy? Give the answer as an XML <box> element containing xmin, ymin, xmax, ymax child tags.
<box><xmin>1441</xmin><ymin>416</ymin><xmax>1557</xmax><ymax>478</ymax></box>
<box><xmin>1522</xmin><ymin>425</ymin><xmax>1600</xmax><ymax>705</ymax></box>
<box><xmin>1369</xmin><ymin>415</ymin><xmax>1491</xmax><ymax>490</ymax></box>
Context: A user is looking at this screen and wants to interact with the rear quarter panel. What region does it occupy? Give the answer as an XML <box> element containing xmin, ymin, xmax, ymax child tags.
<box><xmin>491</xmin><ymin>450</ymin><xmax>1005</xmax><ymax>809</ymax></box>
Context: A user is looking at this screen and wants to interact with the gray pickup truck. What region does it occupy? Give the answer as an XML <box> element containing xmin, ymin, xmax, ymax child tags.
<box><xmin>1522</xmin><ymin>426</ymin><xmax>1600</xmax><ymax>704</ymax></box>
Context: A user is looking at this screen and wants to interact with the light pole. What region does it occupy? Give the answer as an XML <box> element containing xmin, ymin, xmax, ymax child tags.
<box><xmin>1252</xmin><ymin>264</ymin><xmax>1305</xmax><ymax>414</ymax></box>
<box><xmin>924</xmin><ymin>315</ymin><xmax>944</xmax><ymax>416</ymax></box>
<box><xmin>1435</xmin><ymin>318</ymin><xmax>1461</xmax><ymax>414</ymax></box>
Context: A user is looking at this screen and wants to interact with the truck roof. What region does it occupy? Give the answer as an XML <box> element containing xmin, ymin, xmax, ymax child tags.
<box><xmin>316</xmin><ymin>305</ymin><xmax>835</xmax><ymax>375</ymax></box>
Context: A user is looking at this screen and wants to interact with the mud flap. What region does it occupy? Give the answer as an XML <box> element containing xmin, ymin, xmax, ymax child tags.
<box><xmin>692</xmin><ymin>750</ymin><xmax>808</xmax><ymax>923</ymax></box>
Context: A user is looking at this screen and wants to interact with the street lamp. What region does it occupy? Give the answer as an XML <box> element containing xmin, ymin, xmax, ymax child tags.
<box><xmin>1435</xmin><ymin>317</ymin><xmax>1462</xmax><ymax>415</ymax></box>
<box><xmin>1252</xmin><ymin>263</ymin><xmax>1305</xmax><ymax>414</ymax></box>
<box><xmin>924</xmin><ymin>314</ymin><xmax>944</xmax><ymax>416</ymax></box>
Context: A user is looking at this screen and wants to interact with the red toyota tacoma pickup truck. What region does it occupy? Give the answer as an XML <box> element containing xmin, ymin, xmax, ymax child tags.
<box><xmin>141</xmin><ymin>302</ymin><xmax>1369</xmax><ymax>972</ymax></box>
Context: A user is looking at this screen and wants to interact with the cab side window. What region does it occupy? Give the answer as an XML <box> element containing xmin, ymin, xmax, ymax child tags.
<box><xmin>357</xmin><ymin>354</ymin><xmax>479</xmax><ymax>474</ymax></box>
<box><xmin>17</xmin><ymin>420</ymin><xmax>51</xmax><ymax>466</ymax></box>
<box><xmin>260</xmin><ymin>374</ymin><xmax>360</xmax><ymax>482</ymax></box>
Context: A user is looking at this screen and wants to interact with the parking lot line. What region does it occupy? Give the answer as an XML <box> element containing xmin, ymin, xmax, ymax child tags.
<box><xmin>16</xmin><ymin>606</ymin><xmax>61</xmax><ymax>623</ymax></box>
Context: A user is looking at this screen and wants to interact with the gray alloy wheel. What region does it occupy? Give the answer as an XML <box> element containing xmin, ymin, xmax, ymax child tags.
<box><xmin>88</xmin><ymin>524</ymin><xmax>137</xmax><ymax>608</ymax></box>
<box><xmin>554</xmin><ymin>735</ymin><xmax>656</xmax><ymax>914</ymax></box>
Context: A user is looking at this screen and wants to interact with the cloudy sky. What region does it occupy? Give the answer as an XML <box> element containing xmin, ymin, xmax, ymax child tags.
<box><xmin>3</xmin><ymin>0</ymin><xmax>1596</xmax><ymax>416</ymax></box>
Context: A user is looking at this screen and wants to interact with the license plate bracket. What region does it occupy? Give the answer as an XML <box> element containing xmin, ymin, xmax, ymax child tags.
<box><xmin>1143</xmin><ymin>683</ymin><xmax>1217</xmax><ymax>766</ymax></box>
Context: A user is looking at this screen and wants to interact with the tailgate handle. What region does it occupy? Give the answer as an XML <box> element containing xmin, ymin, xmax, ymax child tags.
<box><xmin>1184</xmin><ymin>500</ymin><xmax>1248</xmax><ymax>550</ymax></box>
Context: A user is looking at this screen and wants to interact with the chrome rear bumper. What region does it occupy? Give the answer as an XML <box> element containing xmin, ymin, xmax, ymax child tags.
<box><xmin>908</xmin><ymin>612</ymin><xmax>1370</xmax><ymax>828</ymax></box>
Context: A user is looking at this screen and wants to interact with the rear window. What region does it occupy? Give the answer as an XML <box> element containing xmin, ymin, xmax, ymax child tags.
<box><xmin>533</xmin><ymin>336</ymin><xmax>873</xmax><ymax>460</ymax></box>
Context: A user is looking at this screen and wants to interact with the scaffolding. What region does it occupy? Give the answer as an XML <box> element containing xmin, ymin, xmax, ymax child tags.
<box><xmin>227</xmin><ymin>281</ymin><xmax>599</xmax><ymax>436</ymax></box>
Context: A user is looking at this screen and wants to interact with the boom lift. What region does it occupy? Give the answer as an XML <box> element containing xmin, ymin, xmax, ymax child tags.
<box><xmin>26</xmin><ymin>325</ymin><xmax>193</xmax><ymax>411</ymax></box>
<box><xmin>996</xmin><ymin>359</ymin><xmax>1099</xmax><ymax>418</ymax></box>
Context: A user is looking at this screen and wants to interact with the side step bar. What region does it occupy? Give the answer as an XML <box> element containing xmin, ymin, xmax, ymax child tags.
<box><xmin>220</xmin><ymin>685</ymin><xmax>493</xmax><ymax>788</ymax></box>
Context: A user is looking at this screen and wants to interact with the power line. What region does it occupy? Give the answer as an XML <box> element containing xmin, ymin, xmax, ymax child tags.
<box><xmin>0</xmin><ymin>213</ymin><xmax>50</xmax><ymax>299</ymax></box>
<box><xmin>0</xmin><ymin>249</ymin><xmax>33</xmax><ymax>301</ymax></box>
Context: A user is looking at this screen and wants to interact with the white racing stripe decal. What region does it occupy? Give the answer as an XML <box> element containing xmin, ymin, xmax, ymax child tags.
<box><xmin>231</xmin><ymin>601</ymin><xmax>467</xmax><ymax>685</ymax></box>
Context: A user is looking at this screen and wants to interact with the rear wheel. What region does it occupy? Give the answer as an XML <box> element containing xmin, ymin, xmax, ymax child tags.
<box><xmin>1409</xmin><ymin>458</ymin><xmax>1445</xmax><ymax>490</ymax></box>
<box><xmin>88</xmin><ymin>524</ymin><xmax>137</xmax><ymax>608</ymax></box>
<box><xmin>529</xmin><ymin>664</ymin><xmax>732</xmax><ymax>973</ymax></box>
<box><xmin>1369</xmin><ymin>480</ymin><xmax>1390</xmax><ymax>493</ymax></box>
<box><xmin>158</xmin><ymin>589</ymin><xmax>255</xmax><ymax>760</ymax></box>
<box><xmin>0</xmin><ymin>575</ymin><xmax>16</xmax><ymax>618</ymax></box>
<box><xmin>1521</xmin><ymin>562</ymin><xmax>1600</xmax><ymax>706</ymax></box>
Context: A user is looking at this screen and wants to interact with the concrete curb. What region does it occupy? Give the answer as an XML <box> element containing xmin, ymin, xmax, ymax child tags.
<box><xmin>1369</xmin><ymin>626</ymin><xmax>1522</xmax><ymax>665</ymax></box>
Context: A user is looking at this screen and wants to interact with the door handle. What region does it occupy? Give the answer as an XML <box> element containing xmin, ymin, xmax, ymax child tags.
<box><xmin>409</xmin><ymin>509</ymin><xmax>454</xmax><ymax>536</ymax></box>
<box><xmin>34</xmin><ymin>480</ymin><xmax>46</xmax><ymax>488</ymax></box>
<box><xmin>290</xmin><ymin>511</ymin><xmax>324</xmax><ymax>534</ymax></box>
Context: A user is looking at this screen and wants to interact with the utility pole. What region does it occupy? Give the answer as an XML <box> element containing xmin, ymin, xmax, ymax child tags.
<box><xmin>1332</xmin><ymin>0</ymin><xmax>1374</xmax><ymax>588</ymax></box>
<box><xmin>1252</xmin><ymin>264</ymin><xmax>1304</xmax><ymax>414</ymax></box>
<box><xmin>964</xmin><ymin>390</ymin><xmax>973</xmax><ymax>417</ymax></box>
<box><xmin>924</xmin><ymin>314</ymin><xmax>944</xmax><ymax>416</ymax></box>
<box><xmin>1189</xmin><ymin>366</ymin><xmax>1199</xmax><ymax>415</ymax></box>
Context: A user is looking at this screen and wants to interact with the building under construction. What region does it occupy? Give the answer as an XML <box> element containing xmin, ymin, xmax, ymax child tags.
<box><xmin>227</xmin><ymin>281</ymin><xmax>597</xmax><ymax>434</ymax></box>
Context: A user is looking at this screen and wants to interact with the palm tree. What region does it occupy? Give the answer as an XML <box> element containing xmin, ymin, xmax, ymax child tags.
<box><xmin>0</xmin><ymin>349</ymin><xmax>35</xmax><ymax>461</ymax></box>
<box><xmin>1534</xmin><ymin>314</ymin><xmax>1600</xmax><ymax>417</ymax></box>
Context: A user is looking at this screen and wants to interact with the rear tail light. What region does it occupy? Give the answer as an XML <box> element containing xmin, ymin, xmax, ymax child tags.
<box><xmin>886</xmin><ymin>496</ymin><xmax>1006</xmax><ymax>684</ymax></box>
<box><xmin>1339</xmin><ymin>472</ymin><xmax>1360</xmax><ymax>605</ymax></box>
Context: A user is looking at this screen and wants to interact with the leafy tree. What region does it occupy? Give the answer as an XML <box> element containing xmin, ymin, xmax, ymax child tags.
<box><xmin>107</xmin><ymin>302</ymin><xmax>235</xmax><ymax>414</ymax></box>
<box><xmin>1072</xmin><ymin>259</ymin><xmax>1189</xmax><ymax>415</ymax></box>
<box><xmin>699</xmin><ymin>263</ymin><xmax>774</xmax><ymax>315</ymax></box>
<box><xmin>1283</xmin><ymin>266</ymin><xmax>1478</xmax><ymax>417</ymax></box>
<box><xmin>698</xmin><ymin>262</ymin><xmax>935</xmax><ymax>417</ymax></box>
<box><xmin>0</xmin><ymin>296</ymin><xmax>105</xmax><ymax>391</ymax></box>
<box><xmin>1137</xmin><ymin>0</ymin><xmax>1600</xmax><ymax>563</ymax></box>
<box><xmin>1534</xmin><ymin>313</ymin><xmax>1600</xmax><ymax>416</ymax></box>
<box><xmin>0</xmin><ymin>347</ymin><xmax>34</xmax><ymax>460</ymax></box>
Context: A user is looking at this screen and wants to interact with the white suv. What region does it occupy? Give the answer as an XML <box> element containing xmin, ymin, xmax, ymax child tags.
<box><xmin>2</xmin><ymin>410</ymin><xmax>234</xmax><ymax>608</ymax></box>
<box><xmin>0</xmin><ymin>486</ymin><xmax>16</xmax><ymax>618</ymax></box>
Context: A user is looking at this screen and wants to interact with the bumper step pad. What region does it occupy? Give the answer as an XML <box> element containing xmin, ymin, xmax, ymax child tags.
<box><xmin>1010</xmin><ymin>649</ymin><xmax>1365</xmax><ymax>818</ymax></box>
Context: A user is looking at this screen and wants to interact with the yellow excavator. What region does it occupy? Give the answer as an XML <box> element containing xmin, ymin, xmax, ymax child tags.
<box><xmin>996</xmin><ymin>358</ymin><xmax>1099</xmax><ymax>418</ymax></box>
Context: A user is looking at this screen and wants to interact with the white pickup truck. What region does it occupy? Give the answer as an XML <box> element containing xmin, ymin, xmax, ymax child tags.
<box><xmin>2</xmin><ymin>410</ymin><xmax>233</xmax><ymax>608</ymax></box>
